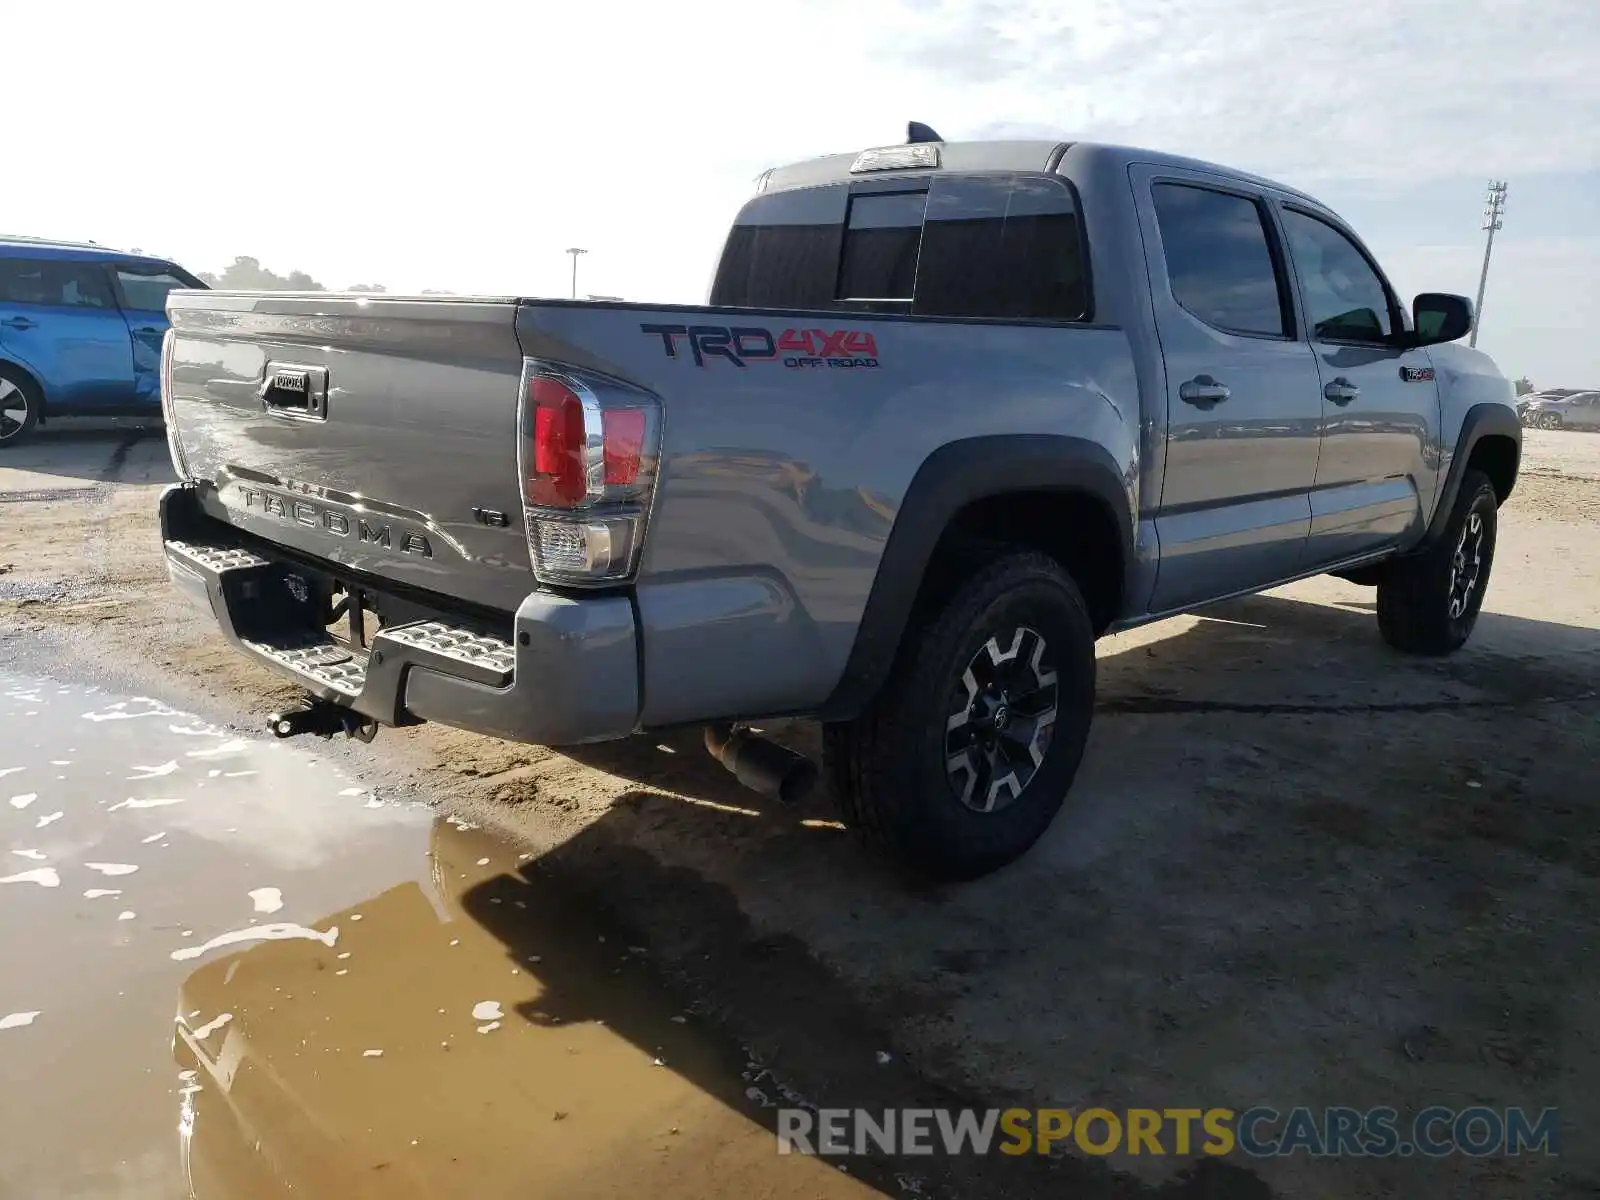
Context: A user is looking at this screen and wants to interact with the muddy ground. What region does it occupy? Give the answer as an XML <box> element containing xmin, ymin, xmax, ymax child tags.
<box><xmin>2</xmin><ymin>422</ymin><xmax>1597</xmax><ymax>1198</ymax></box>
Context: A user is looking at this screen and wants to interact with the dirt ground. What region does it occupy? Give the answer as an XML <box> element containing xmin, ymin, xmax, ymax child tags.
<box><xmin>3</xmin><ymin>422</ymin><xmax>1597</xmax><ymax>1198</ymax></box>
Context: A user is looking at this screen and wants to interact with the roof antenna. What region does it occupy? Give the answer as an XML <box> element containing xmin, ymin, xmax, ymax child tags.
<box><xmin>907</xmin><ymin>121</ymin><xmax>944</xmax><ymax>144</ymax></box>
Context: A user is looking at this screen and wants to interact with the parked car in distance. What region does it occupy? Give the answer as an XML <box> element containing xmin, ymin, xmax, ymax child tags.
<box><xmin>0</xmin><ymin>237</ymin><xmax>208</xmax><ymax>447</ymax></box>
<box><xmin>1522</xmin><ymin>389</ymin><xmax>1600</xmax><ymax>430</ymax></box>
<box><xmin>1518</xmin><ymin>387</ymin><xmax>1585</xmax><ymax>421</ymax></box>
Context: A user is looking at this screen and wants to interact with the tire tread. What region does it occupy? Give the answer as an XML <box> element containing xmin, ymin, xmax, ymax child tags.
<box><xmin>824</xmin><ymin>550</ymin><xmax>1095</xmax><ymax>879</ymax></box>
<box><xmin>1376</xmin><ymin>468</ymin><xmax>1498</xmax><ymax>656</ymax></box>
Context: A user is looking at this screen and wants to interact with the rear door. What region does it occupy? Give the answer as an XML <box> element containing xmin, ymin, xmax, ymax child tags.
<box><xmin>1275</xmin><ymin>206</ymin><xmax>1441</xmax><ymax>565</ymax></box>
<box><xmin>112</xmin><ymin>264</ymin><xmax>197</xmax><ymax>408</ymax></box>
<box><xmin>0</xmin><ymin>257</ymin><xmax>133</xmax><ymax>411</ymax></box>
<box><xmin>1132</xmin><ymin>167</ymin><xmax>1323</xmax><ymax>612</ymax></box>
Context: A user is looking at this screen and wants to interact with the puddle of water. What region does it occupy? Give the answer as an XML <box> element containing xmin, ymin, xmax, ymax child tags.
<box><xmin>0</xmin><ymin>673</ymin><xmax>877</xmax><ymax>1199</ymax></box>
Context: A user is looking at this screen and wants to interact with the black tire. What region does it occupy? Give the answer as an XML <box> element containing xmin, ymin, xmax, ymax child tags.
<box><xmin>1540</xmin><ymin>412</ymin><xmax>1562</xmax><ymax>430</ymax></box>
<box><xmin>823</xmin><ymin>551</ymin><xmax>1096</xmax><ymax>882</ymax></box>
<box><xmin>0</xmin><ymin>367</ymin><xmax>41</xmax><ymax>449</ymax></box>
<box><xmin>1376</xmin><ymin>469</ymin><xmax>1498</xmax><ymax>656</ymax></box>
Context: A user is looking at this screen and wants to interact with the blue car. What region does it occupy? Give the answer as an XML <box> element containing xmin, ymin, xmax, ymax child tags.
<box><xmin>0</xmin><ymin>237</ymin><xmax>207</xmax><ymax>447</ymax></box>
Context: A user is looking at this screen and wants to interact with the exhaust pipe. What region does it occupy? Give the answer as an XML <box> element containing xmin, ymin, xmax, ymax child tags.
<box><xmin>704</xmin><ymin>723</ymin><xmax>818</xmax><ymax>806</ymax></box>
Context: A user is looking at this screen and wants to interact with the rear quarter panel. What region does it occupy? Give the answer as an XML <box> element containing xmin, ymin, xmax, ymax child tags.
<box><xmin>516</xmin><ymin>303</ymin><xmax>1139</xmax><ymax>724</ymax></box>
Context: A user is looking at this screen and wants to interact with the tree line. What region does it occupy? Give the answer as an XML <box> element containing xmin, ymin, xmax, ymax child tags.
<box><xmin>196</xmin><ymin>256</ymin><xmax>451</xmax><ymax>294</ymax></box>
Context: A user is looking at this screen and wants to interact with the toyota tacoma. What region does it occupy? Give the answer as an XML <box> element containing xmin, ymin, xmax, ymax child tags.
<box><xmin>157</xmin><ymin>128</ymin><xmax>1522</xmax><ymax>880</ymax></box>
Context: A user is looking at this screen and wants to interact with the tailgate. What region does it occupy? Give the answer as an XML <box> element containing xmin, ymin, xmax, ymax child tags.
<box><xmin>165</xmin><ymin>292</ymin><xmax>532</xmax><ymax>612</ymax></box>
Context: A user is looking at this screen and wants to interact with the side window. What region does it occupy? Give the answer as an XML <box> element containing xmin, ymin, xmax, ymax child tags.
<box><xmin>59</xmin><ymin>265</ymin><xmax>114</xmax><ymax>308</ymax></box>
<box><xmin>837</xmin><ymin>191</ymin><xmax>926</xmax><ymax>302</ymax></box>
<box><xmin>117</xmin><ymin>269</ymin><xmax>189</xmax><ymax>313</ymax></box>
<box><xmin>1152</xmin><ymin>184</ymin><xmax>1288</xmax><ymax>337</ymax></box>
<box><xmin>1280</xmin><ymin>209</ymin><xmax>1394</xmax><ymax>343</ymax></box>
<box><xmin>914</xmin><ymin>175</ymin><xmax>1090</xmax><ymax>321</ymax></box>
<box><xmin>0</xmin><ymin>260</ymin><xmax>43</xmax><ymax>304</ymax></box>
<box><xmin>709</xmin><ymin>185</ymin><xmax>847</xmax><ymax>310</ymax></box>
<box><xmin>0</xmin><ymin>259</ymin><xmax>113</xmax><ymax>309</ymax></box>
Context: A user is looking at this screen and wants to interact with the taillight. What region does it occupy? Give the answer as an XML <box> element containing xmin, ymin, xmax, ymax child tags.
<box><xmin>159</xmin><ymin>329</ymin><xmax>193</xmax><ymax>482</ymax></box>
<box><xmin>602</xmin><ymin>409</ymin><xmax>645</xmax><ymax>485</ymax></box>
<box><xmin>526</xmin><ymin>376</ymin><xmax>590</xmax><ymax>507</ymax></box>
<box><xmin>516</xmin><ymin>360</ymin><xmax>662</xmax><ymax>586</ymax></box>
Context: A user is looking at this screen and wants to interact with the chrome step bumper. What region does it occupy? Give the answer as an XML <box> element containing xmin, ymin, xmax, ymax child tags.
<box><xmin>169</xmin><ymin>538</ymin><xmax>517</xmax><ymax>705</ymax></box>
<box><xmin>239</xmin><ymin>620</ymin><xmax>520</xmax><ymax>699</ymax></box>
<box><xmin>159</xmin><ymin>484</ymin><xmax>640</xmax><ymax>746</ymax></box>
<box><xmin>381</xmin><ymin>621</ymin><xmax>516</xmax><ymax>680</ymax></box>
<box><xmin>239</xmin><ymin>632</ymin><xmax>371</xmax><ymax>698</ymax></box>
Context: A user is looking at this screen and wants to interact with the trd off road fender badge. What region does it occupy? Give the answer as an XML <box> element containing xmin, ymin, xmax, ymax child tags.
<box><xmin>640</xmin><ymin>323</ymin><xmax>880</xmax><ymax>370</ymax></box>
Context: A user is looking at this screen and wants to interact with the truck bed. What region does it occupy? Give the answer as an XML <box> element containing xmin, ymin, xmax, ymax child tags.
<box><xmin>162</xmin><ymin>288</ymin><xmax>1137</xmax><ymax>740</ymax></box>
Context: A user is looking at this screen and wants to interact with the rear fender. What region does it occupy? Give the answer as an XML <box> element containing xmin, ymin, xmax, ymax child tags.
<box><xmin>817</xmin><ymin>434</ymin><xmax>1133</xmax><ymax>721</ymax></box>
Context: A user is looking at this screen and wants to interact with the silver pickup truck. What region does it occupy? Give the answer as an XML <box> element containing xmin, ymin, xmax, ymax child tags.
<box><xmin>158</xmin><ymin>129</ymin><xmax>1521</xmax><ymax>880</ymax></box>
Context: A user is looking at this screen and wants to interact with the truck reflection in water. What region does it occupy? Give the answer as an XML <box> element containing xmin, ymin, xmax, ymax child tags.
<box><xmin>171</xmin><ymin>816</ymin><xmax>880</xmax><ymax>1200</ymax></box>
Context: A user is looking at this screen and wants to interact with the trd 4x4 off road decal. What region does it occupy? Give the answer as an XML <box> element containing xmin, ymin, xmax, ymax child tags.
<box><xmin>640</xmin><ymin>323</ymin><xmax>880</xmax><ymax>369</ymax></box>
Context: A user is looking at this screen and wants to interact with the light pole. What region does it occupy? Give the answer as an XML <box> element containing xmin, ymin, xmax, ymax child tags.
<box><xmin>565</xmin><ymin>247</ymin><xmax>587</xmax><ymax>300</ymax></box>
<box><xmin>1470</xmin><ymin>180</ymin><xmax>1508</xmax><ymax>348</ymax></box>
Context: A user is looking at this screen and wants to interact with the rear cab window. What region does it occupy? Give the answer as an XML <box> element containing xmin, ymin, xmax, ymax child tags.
<box><xmin>711</xmin><ymin>172</ymin><xmax>1092</xmax><ymax>322</ymax></box>
<box><xmin>837</xmin><ymin>191</ymin><xmax>926</xmax><ymax>302</ymax></box>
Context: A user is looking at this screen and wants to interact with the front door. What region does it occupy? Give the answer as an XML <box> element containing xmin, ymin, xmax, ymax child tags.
<box><xmin>1134</xmin><ymin>168</ymin><xmax>1324</xmax><ymax>613</ymax></box>
<box><xmin>1275</xmin><ymin>206</ymin><xmax>1442</xmax><ymax>566</ymax></box>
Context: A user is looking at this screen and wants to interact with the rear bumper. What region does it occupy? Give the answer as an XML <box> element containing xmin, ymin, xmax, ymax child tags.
<box><xmin>159</xmin><ymin>484</ymin><xmax>640</xmax><ymax>746</ymax></box>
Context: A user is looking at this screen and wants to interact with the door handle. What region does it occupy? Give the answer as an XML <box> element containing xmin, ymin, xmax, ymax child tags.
<box><xmin>1324</xmin><ymin>378</ymin><xmax>1360</xmax><ymax>406</ymax></box>
<box><xmin>258</xmin><ymin>362</ymin><xmax>329</xmax><ymax>421</ymax></box>
<box><xmin>133</xmin><ymin>326</ymin><xmax>163</xmax><ymax>336</ymax></box>
<box><xmin>1179</xmin><ymin>375</ymin><xmax>1231</xmax><ymax>407</ymax></box>
<box><xmin>1</xmin><ymin>317</ymin><xmax>37</xmax><ymax>331</ymax></box>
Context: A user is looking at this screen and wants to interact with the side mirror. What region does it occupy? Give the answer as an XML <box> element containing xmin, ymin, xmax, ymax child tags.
<box><xmin>1411</xmin><ymin>293</ymin><xmax>1473</xmax><ymax>346</ymax></box>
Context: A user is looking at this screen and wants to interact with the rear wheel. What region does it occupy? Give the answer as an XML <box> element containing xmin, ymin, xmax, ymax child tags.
<box><xmin>0</xmin><ymin>369</ymin><xmax>41</xmax><ymax>448</ymax></box>
<box><xmin>1376</xmin><ymin>469</ymin><xmax>1498</xmax><ymax>655</ymax></box>
<box><xmin>823</xmin><ymin>551</ymin><xmax>1096</xmax><ymax>881</ymax></box>
<box><xmin>1540</xmin><ymin>412</ymin><xmax>1563</xmax><ymax>430</ymax></box>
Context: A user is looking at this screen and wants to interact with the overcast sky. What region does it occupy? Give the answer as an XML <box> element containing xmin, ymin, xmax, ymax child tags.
<box><xmin>12</xmin><ymin>0</ymin><xmax>1597</xmax><ymax>386</ymax></box>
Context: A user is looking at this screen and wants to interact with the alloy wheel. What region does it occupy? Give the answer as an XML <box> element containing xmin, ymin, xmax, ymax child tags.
<box><xmin>944</xmin><ymin>626</ymin><xmax>1059</xmax><ymax>813</ymax></box>
<box><xmin>1447</xmin><ymin>511</ymin><xmax>1485</xmax><ymax>620</ymax></box>
<box><xmin>0</xmin><ymin>378</ymin><xmax>29</xmax><ymax>441</ymax></box>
